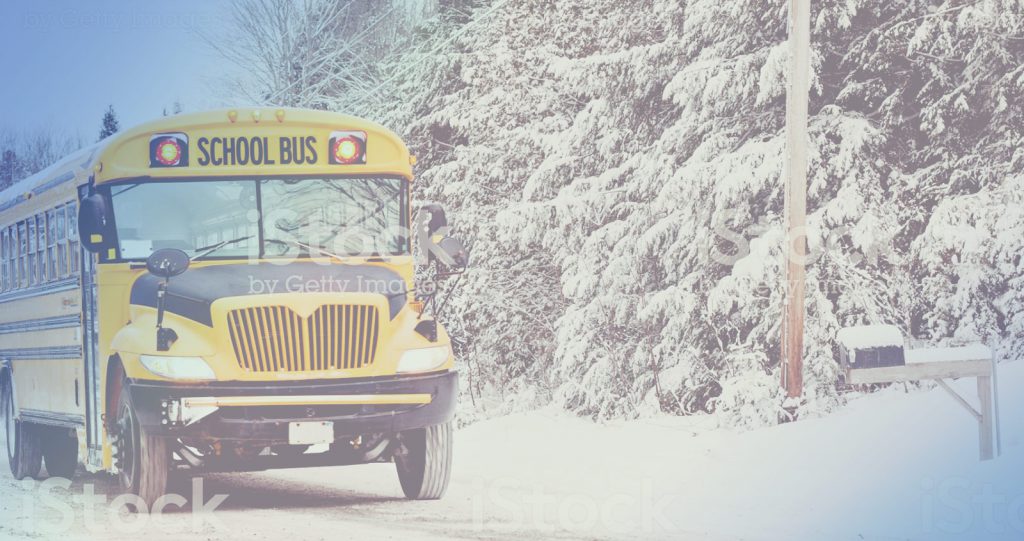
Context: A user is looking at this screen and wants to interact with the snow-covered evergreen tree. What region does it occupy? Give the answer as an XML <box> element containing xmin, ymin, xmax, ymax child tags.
<box><xmin>98</xmin><ymin>105</ymin><xmax>120</xmax><ymax>141</ymax></box>
<box><xmin>0</xmin><ymin>149</ymin><xmax>16</xmax><ymax>190</ymax></box>
<box><xmin>368</xmin><ymin>0</ymin><xmax>1022</xmax><ymax>425</ymax></box>
<box><xmin>218</xmin><ymin>0</ymin><xmax>1024</xmax><ymax>427</ymax></box>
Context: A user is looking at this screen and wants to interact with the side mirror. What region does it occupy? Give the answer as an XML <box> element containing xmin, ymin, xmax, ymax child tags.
<box><xmin>146</xmin><ymin>248</ymin><xmax>190</xmax><ymax>278</ymax></box>
<box><xmin>437</xmin><ymin>237</ymin><xmax>469</xmax><ymax>269</ymax></box>
<box><xmin>146</xmin><ymin>248</ymin><xmax>190</xmax><ymax>352</ymax></box>
<box><xmin>78</xmin><ymin>194</ymin><xmax>111</xmax><ymax>253</ymax></box>
<box><xmin>419</xmin><ymin>203</ymin><xmax>448</xmax><ymax>237</ymax></box>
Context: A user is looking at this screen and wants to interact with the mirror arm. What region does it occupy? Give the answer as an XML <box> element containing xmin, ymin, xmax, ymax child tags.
<box><xmin>432</xmin><ymin>270</ymin><xmax>464</xmax><ymax>322</ymax></box>
<box><xmin>143</xmin><ymin>249</ymin><xmax>191</xmax><ymax>352</ymax></box>
<box><xmin>156</xmin><ymin>281</ymin><xmax>168</xmax><ymax>327</ymax></box>
<box><xmin>154</xmin><ymin>279</ymin><xmax>178</xmax><ymax>352</ymax></box>
<box><xmin>416</xmin><ymin>262</ymin><xmax>465</xmax><ymax>320</ymax></box>
<box><xmin>416</xmin><ymin>281</ymin><xmax>437</xmax><ymax>322</ymax></box>
<box><xmin>412</xmin><ymin>271</ymin><xmax>461</xmax><ymax>343</ymax></box>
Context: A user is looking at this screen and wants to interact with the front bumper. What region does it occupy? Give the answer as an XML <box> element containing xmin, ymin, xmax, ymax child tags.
<box><xmin>126</xmin><ymin>370</ymin><xmax>457</xmax><ymax>444</ymax></box>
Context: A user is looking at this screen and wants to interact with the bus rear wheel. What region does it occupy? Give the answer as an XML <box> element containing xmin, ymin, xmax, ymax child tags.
<box><xmin>113</xmin><ymin>380</ymin><xmax>170</xmax><ymax>511</ymax></box>
<box><xmin>42</xmin><ymin>427</ymin><xmax>79</xmax><ymax>479</ymax></box>
<box><xmin>3</xmin><ymin>377</ymin><xmax>43</xmax><ymax>480</ymax></box>
<box><xmin>395</xmin><ymin>422</ymin><xmax>453</xmax><ymax>500</ymax></box>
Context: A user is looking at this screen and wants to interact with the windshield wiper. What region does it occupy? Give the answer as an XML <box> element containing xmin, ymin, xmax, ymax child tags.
<box><xmin>295</xmin><ymin>240</ymin><xmax>350</xmax><ymax>263</ymax></box>
<box><xmin>266</xmin><ymin>238</ymin><xmax>351</xmax><ymax>265</ymax></box>
<box><xmin>193</xmin><ymin>235</ymin><xmax>253</xmax><ymax>261</ymax></box>
<box><xmin>264</xmin><ymin>238</ymin><xmax>396</xmax><ymax>263</ymax></box>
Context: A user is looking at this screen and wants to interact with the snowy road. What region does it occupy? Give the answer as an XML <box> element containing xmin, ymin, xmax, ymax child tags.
<box><xmin>0</xmin><ymin>437</ymin><xmax>685</xmax><ymax>541</ymax></box>
<box><xmin>2</xmin><ymin>362</ymin><xmax>1022</xmax><ymax>540</ymax></box>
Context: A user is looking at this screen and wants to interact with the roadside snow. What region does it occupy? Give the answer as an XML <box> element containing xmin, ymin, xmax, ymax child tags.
<box><xmin>454</xmin><ymin>359</ymin><xmax>1022</xmax><ymax>540</ymax></box>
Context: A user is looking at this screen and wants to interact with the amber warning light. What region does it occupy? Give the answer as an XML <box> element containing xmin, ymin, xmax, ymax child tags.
<box><xmin>149</xmin><ymin>133</ymin><xmax>189</xmax><ymax>168</ymax></box>
<box><xmin>329</xmin><ymin>131</ymin><xmax>366</xmax><ymax>165</ymax></box>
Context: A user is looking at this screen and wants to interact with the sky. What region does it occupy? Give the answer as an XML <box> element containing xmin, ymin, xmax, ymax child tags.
<box><xmin>0</xmin><ymin>2</ymin><xmax>235</xmax><ymax>140</ymax></box>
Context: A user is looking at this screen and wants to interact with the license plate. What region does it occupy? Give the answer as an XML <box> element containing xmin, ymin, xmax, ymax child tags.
<box><xmin>288</xmin><ymin>421</ymin><xmax>334</xmax><ymax>445</ymax></box>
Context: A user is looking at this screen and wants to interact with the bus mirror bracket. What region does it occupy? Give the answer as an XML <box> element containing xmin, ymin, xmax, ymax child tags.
<box><xmin>414</xmin><ymin>320</ymin><xmax>438</xmax><ymax>342</ymax></box>
<box><xmin>435</xmin><ymin>237</ymin><xmax>469</xmax><ymax>271</ymax></box>
<box><xmin>419</xmin><ymin>203</ymin><xmax>448</xmax><ymax>238</ymax></box>
<box><xmin>146</xmin><ymin>249</ymin><xmax>190</xmax><ymax>352</ymax></box>
<box><xmin>418</xmin><ymin>236</ymin><xmax>470</xmax><ymax>340</ymax></box>
<box><xmin>78</xmin><ymin>193</ymin><xmax>111</xmax><ymax>253</ymax></box>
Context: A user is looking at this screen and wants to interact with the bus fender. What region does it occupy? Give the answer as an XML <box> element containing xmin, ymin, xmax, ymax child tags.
<box><xmin>104</xmin><ymin>356</ymin><xmax>126</xmax><ymax>431</ymax></box>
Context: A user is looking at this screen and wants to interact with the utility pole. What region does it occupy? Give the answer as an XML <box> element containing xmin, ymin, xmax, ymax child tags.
<box><xmin>781</xmin><ymin>0</ymin><xmax>810</xmax><ymax>399</ymax></box>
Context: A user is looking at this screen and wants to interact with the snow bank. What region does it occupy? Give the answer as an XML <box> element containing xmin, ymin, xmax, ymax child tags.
<box><xmin>450</xmin><ymin>360</ymin><xmax>1023</xmax><ymax>540</ymax></box>
<box><xmin>906</xmin><ymin>344</ymin><xmax>993</xmax><ymax>364</ymax></box>
<box><xmin>836</xmin><ymin>324</ymin><xmax>905</xmax><ymax>349</ymax></box>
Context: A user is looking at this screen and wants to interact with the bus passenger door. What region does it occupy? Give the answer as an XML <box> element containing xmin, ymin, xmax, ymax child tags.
<box><xmin>78</xmin><ymin>185</ymin><xmax>103</xmax><ymax>469</ymax></box>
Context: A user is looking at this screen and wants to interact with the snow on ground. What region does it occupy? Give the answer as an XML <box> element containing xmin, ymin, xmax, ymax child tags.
<box><xmin>1</xmin><ymin>361</ymin><xmax>1021</xmax><ymax>541</ymax></box>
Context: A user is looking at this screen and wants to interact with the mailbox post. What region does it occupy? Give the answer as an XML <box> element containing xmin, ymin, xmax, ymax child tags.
<box><xmin>839</xmin><ymin>325</ymin><xmax>998</xmax><ymax>461</ymax></box>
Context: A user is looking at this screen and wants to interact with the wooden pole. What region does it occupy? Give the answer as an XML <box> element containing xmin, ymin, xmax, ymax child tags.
<box><xmin>782</xmin><ymin>0</ymin><xmax>810</xmax><ymax>399</ymax></box>
<box><xmin>978</xmin><ymin>374</ymin><xmax>994</xmax><ymax>461</ymax></box>
<box><xmin>991</xmin><ymin>354</ymin><xmax>1002</xmax><ymax>457</ymax></box>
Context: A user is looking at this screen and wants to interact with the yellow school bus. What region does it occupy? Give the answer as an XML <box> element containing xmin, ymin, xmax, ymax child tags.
<box><xmin>0</xmin><ymin>108</ymin><xmax>466</xmax><ymax>508</ymax></box>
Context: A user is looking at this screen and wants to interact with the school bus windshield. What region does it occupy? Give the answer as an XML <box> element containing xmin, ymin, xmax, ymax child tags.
<box><xmin>109</xmin><ymin>177</ymin><xmax>408</xmax><ymax>260</ymax></box>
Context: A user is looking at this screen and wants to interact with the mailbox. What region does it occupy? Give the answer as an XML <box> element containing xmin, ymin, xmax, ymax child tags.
<box><xmin>837</xmin><ymin>324</ymin><xmax>906</xmax><ymax>370</ymax></box>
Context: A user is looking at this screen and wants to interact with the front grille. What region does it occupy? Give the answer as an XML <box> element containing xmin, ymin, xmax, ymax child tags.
<box><xmin>228</xmin><ymin>305</ymin><xmax>380</xmax><ymax>372</ymax></box>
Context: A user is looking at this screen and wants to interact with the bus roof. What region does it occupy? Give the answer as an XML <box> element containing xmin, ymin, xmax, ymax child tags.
<box><xmin>0</xmin><ymin>141</ymin><xmax>103</xmax><ymax>215</ymax></box>
<box><xmin>1</xmin><ymin>108</ymin><xmax>413</xmax><ymax>215</ymax></box>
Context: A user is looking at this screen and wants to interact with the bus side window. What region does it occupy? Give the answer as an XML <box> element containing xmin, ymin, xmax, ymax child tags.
<box><xmin>67</xmin><ymin>202</ymin><xmax>79</xmax><ymax>275</ymax></box>
<box><xmin>5</xmin><ymin>225</ymin><xmax>13</xmax><ymax>290</ymax></box>
<box><xmin>47</xmin><ymin>209</ymin><xmax>57</xmax><ymax>282</ymax></box>
<box><xmin>27</xmin><ymin>217</ymin><xmax>36</xmax><ymax>286</ymax></box>
<box><xmin>1</xmin><ymin>227</ymin><xmax>8</xmax><ymax>291</ymax></box>
<box><xmin>8</xmin><ymin>225</ymin><xmax>15</xmax><ymax>289</ymax></box>
<box><xmin>0</xmin><ymin>205</ymin><xmax>84</xmax><ymax>289</ymax></box>
<box><xmin>17</xmin><ymin>220</ymin><xmax>27</xmax><ymax>288</ymax></box>
<box><xmin>56</xmin><ymin>206</ymin><xmax>68</xmax><ymax>277</ymax></box>
<box><xmin>35</xmin><ymin>214</ymin><xmax>46</xmax><ymax>283</ymax></box>
<box><xmin>8</xmin><ymin>225</ymin><xmax>14</xmax><ymax>290</ymax></box>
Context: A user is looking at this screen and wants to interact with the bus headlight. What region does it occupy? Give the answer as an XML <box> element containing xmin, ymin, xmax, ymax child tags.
<box><xmin>396</xmin><ymin>346</ymin><xmax>451</xmax><ymax>374</ymax></box>
<box><xmin>139</xmin><ymin>355</ymin><xmax>216</xmax><ymax>381</ymax></box>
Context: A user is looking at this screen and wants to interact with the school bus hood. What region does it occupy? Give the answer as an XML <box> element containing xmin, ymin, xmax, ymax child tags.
<box><xmin>129</xmin><ymin>262</ymin><xmax>409</xmax><ymax>326</ymax></box>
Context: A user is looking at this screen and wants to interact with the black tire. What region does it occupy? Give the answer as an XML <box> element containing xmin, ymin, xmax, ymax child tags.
<box><xmin>3</xmin><ymin>377</ymin><xmax>43</xmax><ymax>480</ymax></box>
<box><xmin>165</xmin><ymin>471</ymin><xmax>193</xmax><ymax>500</ymax></box>
<box><xmin>42</xmin><ymin>427</ymin><xmax>79</xmax><ymax>479</ymax></box>
<box><xmin>113</xmin><ymin>379</ymin><xmax>169</xmax><ymax>511</ymax></box>
<box><xmin>395</xmin><ymin>422</ymin><xmax>453</xmax><ymax>500</ymax></box>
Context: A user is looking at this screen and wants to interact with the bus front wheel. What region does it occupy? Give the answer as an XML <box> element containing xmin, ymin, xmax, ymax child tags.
<box><xmin>395</xmin><ymin>422</ymin><xmax>453</xmax><ymax>500</ymax></box>
<box><xmin>113</xmin><ymin>380</ymin><xmax>170</xmax><ymax>510</ymax></box>
<box><xmin>3</xmin><ymin>377</ymin><xmax>43</xmax><ymax>480</ymax></box>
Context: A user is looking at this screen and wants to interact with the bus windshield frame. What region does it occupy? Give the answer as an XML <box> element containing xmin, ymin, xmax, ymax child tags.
<box><xmin>103</xmin><ymin>174</ymin><xmax>410</xmax><ymax>263</ymax></box>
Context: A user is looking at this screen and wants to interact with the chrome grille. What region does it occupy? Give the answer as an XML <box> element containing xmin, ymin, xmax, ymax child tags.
<box><xmin>228</xmin><ymin>305</ymin><xmax>380</xmax><ymax>372</ymax></box>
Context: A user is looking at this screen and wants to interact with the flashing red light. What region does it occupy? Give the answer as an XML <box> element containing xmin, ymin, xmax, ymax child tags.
<box><xmin>155</xmin><ymin>138</ymin><xmax>183</xmax><ymax>166</ymax></box>
<box><xmin>332</xmin><ymin>136</ymin><xmax>362</xmax><ymax>164</ymax></box>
